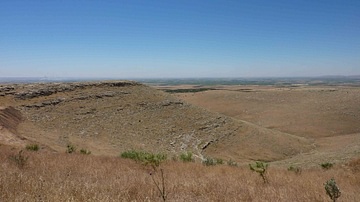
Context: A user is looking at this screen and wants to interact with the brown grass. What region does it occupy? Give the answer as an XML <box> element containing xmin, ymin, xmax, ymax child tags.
<box><xmin>1</xmin><ymin>145</ymin><xmax>359</xmax><ymax>201</ymax></box>
<box><xmin>175</xmin><ymin>86</ymin><xmax>360</xmax><ymax>139</ymax></box>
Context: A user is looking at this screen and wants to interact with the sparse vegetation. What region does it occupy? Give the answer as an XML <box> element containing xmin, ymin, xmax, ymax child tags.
<box><xmin>215</xmin><ymin>158</ymin><xmax>224</xmax><ymax>164</ymax></box>
<box><xmin>120</xmin><ymin>150</ymin><xmax>167</xmax><ymax>167</ymax></box>
<box><xmin>202</xmin><ymin>157</ymin><xmax>217</xmax><ymax>166</ymax></box>
<box><xmin>227</xmin><ymin>159</ymin><xmax>238</xmax><ymax>167</ymax></box>
<box><xmin>80</xmin><ymin>149</ymin><xmax>91</xmax><ymax>155</ymax></box>
<box><xmin>1</xmin><ymin>81</ymin><xmax>360</xmax><ymax>201</ymax></box>
<box><xmin>288</xmin><ymin>165</ymin><xmax>302</xmax><ymax>174</ymax></box>
<box><xmin>324</xmin><ymin>178</ymin><xmax>341</xmax><ymax>202</ymax></box>
<box><xmin>0</xmin><ymin>146</ymin><xmax>359</xmax><ymax>201</ymax></box>
<box><xmin>9</xmin><ymin>150</ymin><xmax>28</xmax><ymax>169</ymax></box>
<box><xmin>25</xmin><ymin>144</ymin><xmax>39</xmax><ymax>151</ymax></box>
<box><xmin>150</xmin><ymin>168</ymin><xmax>167</xmax><ymax>202</ymax></box>
<box><xmin>66</xmin><ymin>144</ymin><xmax>76</xmax><ymax>154</ymax></box>
<box><xmin>321</xmin><ymin>162</ymin><xmax>334</xmax><ymax>170</ymax></box>
<box><xmin>179</xmin><ymin>151</ymin><xmax>194</xmax><ymax>162</ymax></box>
<box><xmin>202</xmin><ymin>157</ymin><xmax>224</xmax><ymax>166</ymax></box>
<box><xmin>249</xmin><ymin>161</ymin><xmax>269</xmax><ymax>183</ymax></box>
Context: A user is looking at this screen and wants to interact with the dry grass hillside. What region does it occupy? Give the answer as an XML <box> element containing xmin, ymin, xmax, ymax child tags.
<box><xmin>1</xmin><ymin>80</ymin><xmax>360</xmax><ymax>201</ymax></box>
<box><xmin>1</xmin><ymin>145</ymin><xmax>360</xmax><ymax>201</ymax></box>
<box><xmin>163</xmin><ymin>84</ymin><xmax>360</xmax><ymax>166</ymax></box>
<box><xmin>173</xmin><ymin>85</ymin><xmax>360</xmax><ymax>138</ymax></box>
<box><xmin>0</xmin><ymin>81</ymin><xmax>312</xmax><ymax>163</ymax></box>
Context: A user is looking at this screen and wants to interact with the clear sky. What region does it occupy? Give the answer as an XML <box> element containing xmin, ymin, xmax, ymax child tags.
<box><xmin>1</xmin><ymin>0</ymin><xmax>359</xmax><ymax>78</ymax></box>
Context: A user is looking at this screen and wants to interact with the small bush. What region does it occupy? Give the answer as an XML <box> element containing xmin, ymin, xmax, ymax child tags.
<box><xmin>215</xmin><ymin>158</ymin><xmax>224</xmax><ymax>165</ymax></box>
<box><xmin>80</xmin><ymin>149</ymin><xmax>91</xmax><ymax>155</ymax></box>
<box><xmin>202</xmin><ymin>157</ymin><xmax>216</xmax><ymax>166</ymax></box>
<box><xmin>324</xmin><ymin>178</ymin><xmax>341</xmax><ymax>202</ymax></box>
<box><xmin>9</xmin><ymin>150</ymin><xmax>28</xmax><ymax>169</ymax></box>
<box><xmin>249</xmin><ymin>161</ymin><xmax>269</xmax><ymax>183</ymax></box>
<box><xmin>202</xmin><ymin>157</ymin><xmax>224</xmax><ymax>166</ymax></box>
<box><xmin>288</xmin><ymin>165</ymin><xmax>302</xmax><ymax>174</ymax></box>
<box><xmin>26</xmin><ymin>144</ymin><xmax>39</xmax><ymax>151</ymax></box>
<box><xmin>120</xmin><ymin>150</ymin><xmax>139</xmax><ymax>159</ymax></box>
<box><xmin>179</xmin><ymin>151</ymin><xmax>194</xmax><ymax>162</ymax></box>
<box><xmin>227</xmin><ymin>159</ymin><xmax>238</xmax><ymax>167</ymax></box>
<box><xmin>145</xmin><ymin>153</ymin><xmax>167</xmax><ymax>167</ymax></box>
<box><xmin>120</xmin><ymin>150</ymin><xmax>167</xmax><ymax>167</ymax></box>
<box><xmin>66</xmin><ymin>144</ymin><xmax>76</xmax><ymax>154</ymax></box>
<box><xmin>321</xmin><ymin>162</ymin><xmax>334</xmax><ymax>170</ymax></box>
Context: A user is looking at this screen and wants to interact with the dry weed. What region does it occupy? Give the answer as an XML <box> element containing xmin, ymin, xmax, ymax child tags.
<box><xmin>1</xmin><ymin>145</ymin><xmax>359</xmax><ymax>201</ymax></box>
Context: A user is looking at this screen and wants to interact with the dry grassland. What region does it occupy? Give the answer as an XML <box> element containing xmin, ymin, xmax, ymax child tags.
<box><xmin>174</xmin><ymin>86</ymin><xmax>360</xmax><ymax>138</ymax></box>
<box><xmin>1</xmin><ymin>145</ymin><xmax>359</xmax><ymax>202</ymax></box>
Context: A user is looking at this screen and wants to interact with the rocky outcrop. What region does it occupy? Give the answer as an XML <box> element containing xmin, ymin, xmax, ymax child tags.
<box><xmin>0</xmin><ymin>86</ymin><xmax>16</xmax><ymax>96</ymax></box>
<box><xmin>11</xmin><ymin>81</ymin><xmax>140</xmax><ymax>100</ymax></box>
<box><xmin>23</xmin><ymin>98</ymin><xmax>66</xmax><ymax>108</ymax></box>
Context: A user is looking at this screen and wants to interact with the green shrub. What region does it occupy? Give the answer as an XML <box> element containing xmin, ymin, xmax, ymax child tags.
<box><xmin>120</xmin><ymin>150</ymin><xmax>139</xmax><ymax>159</ymax></box>
<box><xmin>227</xmin><ymin>159</ymin><xmax>238</xmax><ymax>167</ymax></box>
<box><xmin>145</xmin><ymin>153</ymin><xmax>167</xmax><ymax>167</ymax></box>
<box><xmin>9</xmin><ymin>150</ymin><xmax>28</xmax><ymax>169</ymax></box>
<box><xmin>66</xmin><ymin>144</ymin><xmax>76</xmax><ymax>154</ymax></box>
<box><xmin>324</xmin><ymin>178</ymin><xmax>341</xmax><ymax>202</ymax></box>
<box><xmin>321</xmin><ymin>162</ymin><xmax>334</xmax><ymax>170</ymax></box>
<box><xmin>26</xmin><ymin>144</ymin><xmax>39</xmax><ymax>151</ymax></box>
<box><xmin>180</xmin><ymin>151</ymin><xmax>194</xmax><ymax>162</ymax></box>
<box><xmin>80</xmin><ymin>149</ymin><xmax>91</xmax><ymax>155</ymax></box>
<box><xmin>120</xmin><ymin>150</ymin><xmax>167</xmax><ymax>167</ymax></box>
<box><xmin>249</xmin><ymin>161</ymin><xmax>269</xmax><ymax>183</ymax></box>
<box><xmin>202</xmin><ymin>157</ymin><xmax>224</xmax><ymax>166</ymax></box>
<box><xmin>215</xmin><ymin>158</ymin><xmax>224</xmax><ymax>165</ymax></box>
<box><xmin>202</xmin><ymin>157</ymin><xmax>216</xmax><ymax>166</ymax></box>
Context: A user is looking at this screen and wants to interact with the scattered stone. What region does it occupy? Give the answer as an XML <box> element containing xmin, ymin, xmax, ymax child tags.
<box><xmin>24</xmin><ymin>98</ymin><xmax>65</xmax><ymax>108</ymax></box>
<box><xmin>14</xmin><ymin>81</ymin><xmax>140</xmax><ymax>100</ymax></box>
<box><xmin>161</xmin><ymin>100</ymin><xmax>184</xmax><ymax>106</ymax></box>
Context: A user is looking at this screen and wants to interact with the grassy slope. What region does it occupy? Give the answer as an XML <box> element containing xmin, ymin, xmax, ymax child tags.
<box><xmin>1</xmin><ymin>145</ymin><xmax>359</xmax><ymax>201</ymax></box>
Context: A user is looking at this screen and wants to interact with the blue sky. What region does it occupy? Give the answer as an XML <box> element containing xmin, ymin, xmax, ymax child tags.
<box><xmin>0</xmin><ymin>0</ymin><xmax>359</xmax><ymax>78</ymax></box>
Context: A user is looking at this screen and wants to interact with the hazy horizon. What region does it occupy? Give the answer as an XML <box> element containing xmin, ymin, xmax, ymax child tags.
<box><xmin>1</xmin><ymin>1</ymin><xmax>359</xmax><ymax>78</ymax></box>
